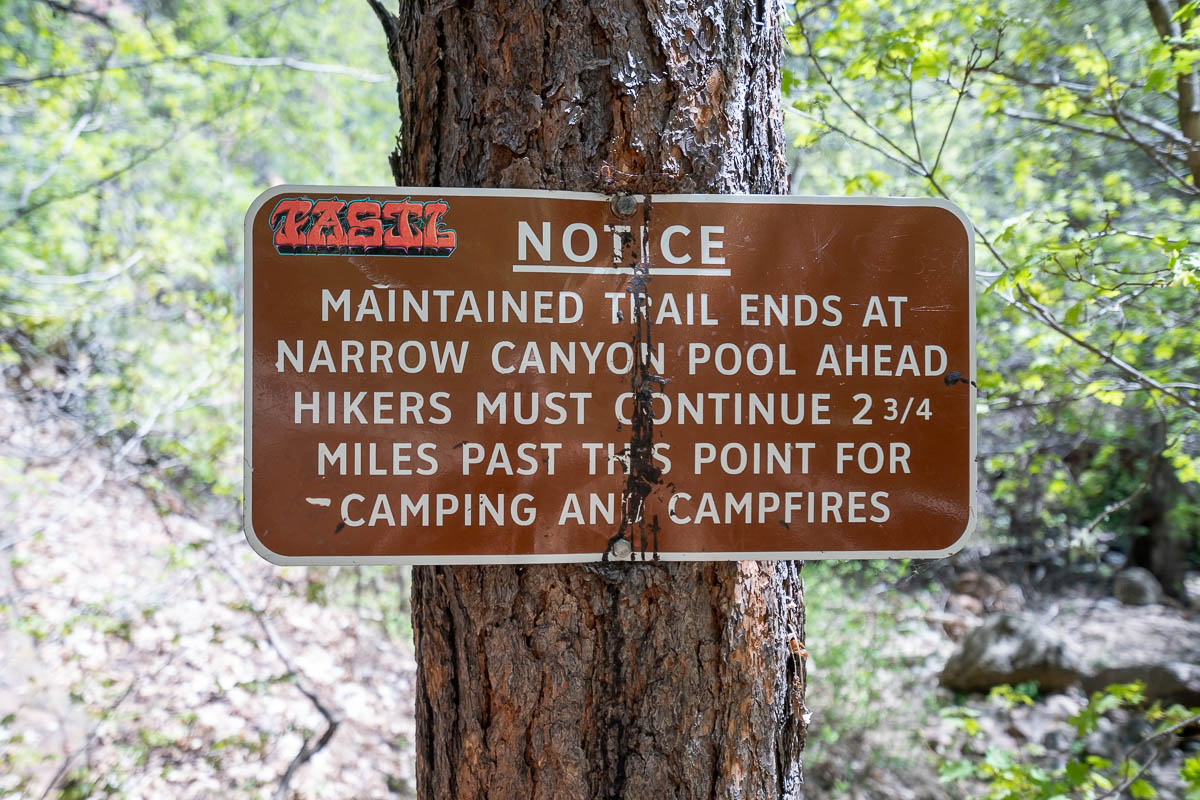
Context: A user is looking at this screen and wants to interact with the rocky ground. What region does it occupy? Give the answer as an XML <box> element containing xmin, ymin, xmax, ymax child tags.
<box><xmin>802</xmin><ymin>552</ymin><xmax>1200</xmax><ymax>799</ymax></box>
<box><xmin>0</xmin><ymin>389</ymin><xmax>417</xmax><ymax>798</ymax></box>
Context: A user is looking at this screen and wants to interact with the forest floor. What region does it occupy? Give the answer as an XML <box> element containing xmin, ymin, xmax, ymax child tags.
<box><xmin>2</xmin><ymin>380</ymin><xmax>1199</xmax><ymax>799</ymax></box>
<box><xmin>0</xmin><ymin>388</ymin><xmax>418</xmax><ymax>799</ymax></box>
<box><xmin>803</xmin><ymin>547</ymin><xmax>1200</xmax><ymax>798</ymax></box>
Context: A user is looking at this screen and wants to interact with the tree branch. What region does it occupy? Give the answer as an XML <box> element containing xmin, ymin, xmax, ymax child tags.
<box><xmin>1097</xmin><ymin>711</ymin><xmax>1200</xmax><ymax>800</ymax></box>
<box><xmin>998</xmin><ymin>106</ymin><xmax>1174</xmax><ymax>152</ymax></box>
<box><xmin>37</xmin><ymin>682</ymin><xmax>137</xmax><ymax>799</ymax></box>
<box><xmin>1014</xmin><ymin>285</ymin><xmax>1200</xmax><ymax>412</ymax></box>
<box><xmin>33</xmin><ymin>0</ymin><xmax>112</xmax><ymax>28</ymax></box>
<box><xmin>795</xmin><ymin>10</ymin><xmax>1200</xmax><ymax>412</ymax></box>
<box><xmin>17</xmin><ymin>113</ymin><xmax>101</xmax><ymax>207</ymax></box>
<box><xmin>794</xmin><ymin>19</ymin><xmax>921</xmax><ymax>172</ymax></box>
<box><xmin>0</xmin><ymin>74</ymin><xmax>255</xmax><ymax>232</ymax></box>
<box><xmin>1</xmin><ymin>0</ymin><xmax>305</xmax><ymax>88</ymax></box>
<box><xmin>932</xmin><ymin>41</ymin><xmax>995</xmax><ymax>178</ymax></box>
<box><xmin>198</xmin><ymin>53</ymin><xmax>388</xmax><ymax>83</ymax></box>
<box><xmin>784</xmin><ymin>107</ymin><xmax>926</xmax><ymax>178</ymax></box>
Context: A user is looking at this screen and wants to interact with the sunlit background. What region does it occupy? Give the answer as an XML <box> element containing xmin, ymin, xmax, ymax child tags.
<box><xmin>2</xmin><ymin>0</ymin><xmax>1198</xmax><ymax>797</ymax></box>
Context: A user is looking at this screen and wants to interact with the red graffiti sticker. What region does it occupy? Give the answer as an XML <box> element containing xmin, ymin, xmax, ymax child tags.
<box><xmin>269</xmin><ymin>197</ymin><xmax>457</xmax><ymax>256</ymax></box>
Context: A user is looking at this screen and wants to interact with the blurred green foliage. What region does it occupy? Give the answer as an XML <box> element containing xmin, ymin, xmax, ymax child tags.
<box><xmin>2</xmin><ymin>1</ymin><xmax>1199</xmax><ymax>794</ymax></box>
<box><xmin>1</xmin><ymin>0</ymin><xmax>395</xmax><ymax>498</ymax></box>
<box><xmin>801</xmin><ymin>560</ymin><xmax>948</xmax><ymax>789</ymax></box>
<box><xmin>786</xmin><ymin>0</ymin><xmax>1200</xmax><ymax>579</ymax></box>
<box><xmin>939</xmin><ymin>681</ymin><xmax>1200</xmax><ymax>799</ymax></box>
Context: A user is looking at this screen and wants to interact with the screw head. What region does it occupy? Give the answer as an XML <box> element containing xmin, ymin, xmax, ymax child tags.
<box><xmin>609</xmin><ymin>538</ymin><xmax>633</xmax><ymax>559</ymax></box>
<box><xmin>611</xmin><ymin>194</ymin><xmax>637</xmax><ymax>218</ymax></box>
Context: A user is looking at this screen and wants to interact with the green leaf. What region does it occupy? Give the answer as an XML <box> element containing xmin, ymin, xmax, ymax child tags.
<box><xmin>938</xmin><ymin>759</ymin><xmax>977</xmax><ymax>783</ymax></box>
<box><xmin>1130</xmin><ymin>778</ymin><xmax>1158</xmax><ymax>799</ymax></box>
<box><xmin>1182</xmin><ymin>753</ymin><xmax>1200</xmax><ymax>785</ymax></box>
<box><xmin>1065</xmin><ymin>759</ymin><xmax>1090</xmax><ymax>786</ymax></box>
<box><xmin>984</xmin><ymin>746</ymin><xmax>1014</xmax><ymax>770</ymax></box>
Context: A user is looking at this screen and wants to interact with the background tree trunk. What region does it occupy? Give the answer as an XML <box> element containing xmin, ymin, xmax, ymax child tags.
<box><xmin>370</xmin><ymin>1</ymin><xmax>807</xmax><ymax>796</ymax></box>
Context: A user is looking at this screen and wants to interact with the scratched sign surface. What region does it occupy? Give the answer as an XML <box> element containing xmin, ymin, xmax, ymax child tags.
<box><xmin>244</xmin><ymin>186</ymin><xmax>976</xmax><ymax>564</ymax></box>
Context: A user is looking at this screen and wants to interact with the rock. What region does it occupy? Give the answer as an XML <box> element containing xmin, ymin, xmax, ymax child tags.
<box><xmin>954</xmin><ymin>571</ymin><xmax>1006</xmax><ymax>601</ymax></box>
<box><xmin>953</xmin><ymin>571</ymin><xmax>1025</xmax><ymax>613</ymax></box>
<box><xmin>1082</xmin><ymin>712</ymin><xmax>1154</xmax><ymax>760</ymax></box>
<box><xmin>1084</xmin><ymin>662</ymin><xmax>1200</xmax><ymax>707</ymax></box>
<box><xmin>940</xmin><ymin>613</ymin><xmax>1085</xmax><ymax>693</ymax></box>
<box><xmin>1114</xmin><ymin>567</ymin><xmax>1163</xmax><ymax>606</ymax></box>
<box><xmin>1059</xmin><ymin>599</ymin><xmax>1200</xmax><ymax>676</ymax></box>
<box><xmin>940</xmin><ymin>593</ymin><xmax>984</xmax><ymax>640</ymax></box>
<box><xmin>1185</xmin><ymin>571</ymin><xmax>1200</xmax><ymax>608</ymax></box>
<box><xmin>1042</xmin><ymin>729</ymin><xmax>1072</xmax><ymax>752</ymax></box>
<box><xmin>991</xmin><ymin>584</ymin><xmax>1025</xmax><ymax>614</ymax></box>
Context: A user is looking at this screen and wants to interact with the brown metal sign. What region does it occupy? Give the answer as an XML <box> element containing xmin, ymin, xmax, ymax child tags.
<box><xmin>244</xmin><ymin>186</ymin><xmax>975</xmax><ymax>564</ymax></box>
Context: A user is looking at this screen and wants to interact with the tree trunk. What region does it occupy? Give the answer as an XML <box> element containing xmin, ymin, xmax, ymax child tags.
<box><xmin>1144</xmin><ymin>0</ymin><xmax>1200</xmax><ymax>186</ymax></box>
<box><xmin>369</xmin><ymin>1</ymin><xmax>807</xmax><ymax>796</ymax></box>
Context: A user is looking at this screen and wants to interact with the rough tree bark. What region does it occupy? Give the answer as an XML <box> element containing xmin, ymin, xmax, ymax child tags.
<box><xmin>368</xmin><ymin>2</ymin><xmax>807</xmax><ymax>797</ymax></box>
<box><xmin>1144</xmin><ymin>0</ymin><xmax>1200</xmax><ymax>187</ymax></box>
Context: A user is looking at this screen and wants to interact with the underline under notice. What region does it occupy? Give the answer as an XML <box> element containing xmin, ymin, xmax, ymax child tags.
<box><xmin>511</xmin><ymin>264</ymin><xmax>731</xmax><ymax>277</ymax></box>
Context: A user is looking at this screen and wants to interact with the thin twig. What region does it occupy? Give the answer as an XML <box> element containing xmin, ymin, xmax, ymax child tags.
<box><xmin>1084</xmin><ymin>465</ymin><xmax>1156</xmax><ymax>535</ymax></box>
<box><xmin>784</xmin><ymin>107</ymin><xmax>926</xmax><ymax>177</ymax></box>
<box><xmin>33</xmin><ymin>0</ymin><xmax>112</xmax><ymax>28</ymax></box>
<box><xmin>906</xmin><ymin>66</ymin><xmax>924</xmax><ymax>167</ymax></box>
<box><xmin>18</xmin><ymin>113</ymin><xmax>101</xmax><ymax>207</ymax></box>
<box><xmin>0</xmin><ymin>71</ymin><xmax>256</xmax><ymax>232</ymax></box>
<box><xmin>1096</xmin><ymin>711</ymin><xmax>1200</xmax><ymax>800</ymax></box>
<box><xmin>213</xmin><ymin>562</ymin><xmax>341</xmax><ymax>800</ymax></box>
<box><xmin>198</xmin><ymin>53</ymin><xmax>388</xmax><ymax>83</ymax></box>
<box><xmin>2</xmin><ymin>0</ymin><xmax>304</xmax><ymax>88</ymax></box>
<box><xmin>932</xmin><ymin>43</ymin><xmax>983</xmax><ymax>178</ymax></box>
<box><xmin>794</xmin><ymin>20</ymin><xmax>920</xmax><ymax>171</ymax></box>
<box><xmin>38</xmin><ymin>682</ymin><xmax>138</xmax><ymax>799</ymax></box>
<box><xmin>997</xmin><ymin>106</ymin><xmax>1162</xmax><ymax>150</ymax></box>
<box><xmin>18</xmin><ymin>251</ymin><xmax>144</xmax><ymax>286</ymax></box>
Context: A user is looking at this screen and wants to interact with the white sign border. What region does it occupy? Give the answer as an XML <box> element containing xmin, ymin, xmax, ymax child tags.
<box><xmin>243</xmin><ymin>184</ymin><xmax>977</xmax><ymax>565</ymax></box>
